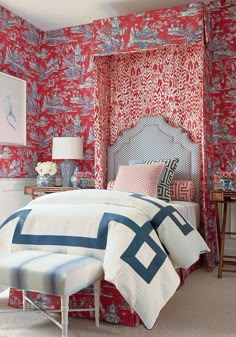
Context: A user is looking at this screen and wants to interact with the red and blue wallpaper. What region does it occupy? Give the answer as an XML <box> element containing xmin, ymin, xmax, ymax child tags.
<box><xmin>209</xmin><ymin>1</ymin><xmax>236</xmax><ymax>167</ymax></box>
<box><xmin>37</xmin><ymin>24</ymin><xmax>95</xmax><ymax>172</ymax></box>
<box><xmin>0</xmin><ymin>6</ymin><xmax>42</xmax><ymax>177</ymax></box>
<box><xmin>202</xmin><ymin>0</ymin><xmax>236</xmax><ymax>268</ymax></box>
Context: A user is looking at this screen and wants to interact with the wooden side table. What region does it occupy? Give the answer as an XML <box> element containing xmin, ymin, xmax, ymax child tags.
<box><xmin>24</xmin><ymin>186</ymin><xmax>78</xmax><ymax>200</ymax></box>
<box><xmin>210</xmin><ymin>189</ymin><xmax>236</xmax><ymax>278</ymax></box>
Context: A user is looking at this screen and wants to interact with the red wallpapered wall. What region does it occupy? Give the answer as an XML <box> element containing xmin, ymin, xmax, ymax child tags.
<box><xmin>0</xmin><ymin>2</ymin><xmax>207</xmax><ymax>177</ymax></box>
<box><xmin>203</xmin><ymin>1</ymin><xmax>236</xmax><ymax>268</ymax></box>
<box><xmin>1</xmin><ymin>1</ymin><xmax>234</xmax><ymax>177</ymax></box>
<box><xmin>0</xmin><ymin>7</ymin><xmax>42</xmax><ymax>177</ymax></box>
<box><xmin>208</xmin><ymin>1</ymin><xmax>236</xmax><ymax>167</ymax></box>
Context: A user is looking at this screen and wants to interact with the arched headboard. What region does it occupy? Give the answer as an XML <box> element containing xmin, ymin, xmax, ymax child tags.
<box><xmin>108</xmin><ymin>116</ymin><xmax>200</xmax><ymax>203</ymax></box>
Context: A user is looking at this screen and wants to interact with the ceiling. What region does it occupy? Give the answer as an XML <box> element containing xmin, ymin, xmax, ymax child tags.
<box><xmin>0</xmin><ymin>0</ymin><xmax>201</xmax><ymax>31</ymax></box>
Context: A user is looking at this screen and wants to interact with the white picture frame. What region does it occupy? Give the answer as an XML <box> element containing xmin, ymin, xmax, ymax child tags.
<box><xmin>0</xmin><ymin>72</ymin><xmax>26</xmax><ymax>146</ymax></box>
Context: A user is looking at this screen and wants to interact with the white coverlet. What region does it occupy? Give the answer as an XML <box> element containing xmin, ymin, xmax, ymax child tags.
<box><xmin>0</xmin><ymin>189</ymin><xmax>210</xmax><ymax>329</ymax></box>
<box><xmin>170</xmin><ymin>201</ymin><xmax>200</xmax><ymax>229</ymax></box>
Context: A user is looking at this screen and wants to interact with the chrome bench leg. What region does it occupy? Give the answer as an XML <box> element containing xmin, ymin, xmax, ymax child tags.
<box><xmin>94</xmin><ymin>280</ymin><xmax>101</xmax><ymax>327</ymax></box>
<box><xmin>22</xmin><ymin>290</ymin><xmax>27</xmax><ymax>311</ymax></box>
<box><xmin>61</xmin><ymin>296</ymin><xmax>69</xmax><ymax>337</ymax></box>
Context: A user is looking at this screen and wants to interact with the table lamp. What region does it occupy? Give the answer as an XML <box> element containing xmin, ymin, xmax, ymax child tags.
<box><xmin>52</xmin><ymin>137</ymin><xmax>83</xmax><ymax>187</ymax></box>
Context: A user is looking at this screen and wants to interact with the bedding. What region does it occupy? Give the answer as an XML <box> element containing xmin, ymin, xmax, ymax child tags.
<box><xmin>170</xmin><ymin>201</ymin><xmax>200</xmax><ymax>229</ymax></box>
<box><xmin>128</xmin><ymin>159</ymin><xmax>179</xmax><ymax>202</ymax></box>
<box><xmin>107</xmin><ymin>180</ymin><xmax>199</xmax><ymax>227</ymax></box>
<box><xmin>0</xmin><ymin>189</ymin><xmax>209</xmax><ymax>329</ymax></box>
<box><xmin>112</xmin><ymin>163</ymin><xmax>165</xmax><ymax>197</ymax></box>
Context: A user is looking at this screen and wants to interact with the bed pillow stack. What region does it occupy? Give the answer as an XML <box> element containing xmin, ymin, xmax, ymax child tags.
<box><xmin>112</xmin><ymin>163</ymin><xmax>165</xmax><ymax>197</ymax></box>
<box><xmin>128</xmin><ymin>159</ymin><xmax>179</xmax><ymax>202</ymax></box>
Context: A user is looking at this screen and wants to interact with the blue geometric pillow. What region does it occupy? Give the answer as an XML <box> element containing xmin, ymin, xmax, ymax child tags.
<box><xmin>129</xmin><ymin>159</ymin><xmax>179</xmax><ymax>202</ymax></box>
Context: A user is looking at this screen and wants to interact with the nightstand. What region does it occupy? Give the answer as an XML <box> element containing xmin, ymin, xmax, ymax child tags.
<box><xmin>24</xmin><ymin>185</ymin><xmax>78</xmax><ymax>200</ymax></box>
<box><xmin>210</xmin><ymin>189</ymin><xmax>236</xmax><ymax>278</ymax></box>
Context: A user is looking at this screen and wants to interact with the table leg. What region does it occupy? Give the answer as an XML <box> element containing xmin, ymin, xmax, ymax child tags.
<box><xmin>218</xmin><ymin>202</ymin><xmax>227</xmax><ymax>278</ymax></box>
<box><xmin>215</xmin><ymin>201</ymin><xmax>221</xmax><ymax>255</ymax></box>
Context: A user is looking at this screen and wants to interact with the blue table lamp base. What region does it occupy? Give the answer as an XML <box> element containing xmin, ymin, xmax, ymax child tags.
<box><xmin>61</xmin><ymin>160</ymin><xmax>76</xmax><ymax>187</ymax></box>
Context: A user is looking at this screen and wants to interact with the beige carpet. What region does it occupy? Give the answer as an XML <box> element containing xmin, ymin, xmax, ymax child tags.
<box><xmin>0</xmin><ymin>268</ymin><xmax>235</xmax><ymax>337</ymax></box>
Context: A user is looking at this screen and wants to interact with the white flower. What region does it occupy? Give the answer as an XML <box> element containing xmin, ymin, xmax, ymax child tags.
<box><xmin>35</xmin><ymin>161</ymin><xmax>57</xmax><ymax>176</ymax></box>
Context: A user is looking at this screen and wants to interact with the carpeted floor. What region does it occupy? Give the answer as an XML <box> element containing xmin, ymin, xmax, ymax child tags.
<box><xmin>0</xmin><ymin>268</ymin><xmax>235</xmax><ymax>337</ymax></box>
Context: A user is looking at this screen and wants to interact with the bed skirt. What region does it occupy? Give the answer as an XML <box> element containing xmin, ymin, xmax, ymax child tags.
<box><xmin>8</xmin><ymin>265</ymin><xmax>198</xmax><ymax>326</ymax></box>
<box><xmin>8</xmin><ymin>280</ymin><xmax>141</xmax><ymax>326</ymax></box>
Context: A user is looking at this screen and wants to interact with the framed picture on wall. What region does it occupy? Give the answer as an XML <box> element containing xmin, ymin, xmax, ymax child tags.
<box><xmin>0</xmin><ymin>72</ymin><xmax>26</xmax><ymax>146</ymax></box>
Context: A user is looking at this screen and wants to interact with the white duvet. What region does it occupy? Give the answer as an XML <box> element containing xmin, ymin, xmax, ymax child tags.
<box><xmin>0</xmin><ymin>189</ymin><xmax>210</xmax><ymax>329</ymax></box>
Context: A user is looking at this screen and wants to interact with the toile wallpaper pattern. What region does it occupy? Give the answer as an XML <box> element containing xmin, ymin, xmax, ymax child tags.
<box><xmin>0</xmin><ymin>8</ymin><xmax>42</xmax><ymax>177</ymax></box>
<box><xmin>203</xmin><ymin>0</ymin><xmax>236</xmax><ymax>268</ymax></box>
<box><xmin>0</xmin><ymin>0</ymin><xmax>235</xmax><ymax>267</ymax></box>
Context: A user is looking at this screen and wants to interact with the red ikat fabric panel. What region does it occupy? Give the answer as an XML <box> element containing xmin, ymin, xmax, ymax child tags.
<box><xmin>94</xmin><ymin>42</ymin><xmax>204</xmax><ymax>189</ymax></box>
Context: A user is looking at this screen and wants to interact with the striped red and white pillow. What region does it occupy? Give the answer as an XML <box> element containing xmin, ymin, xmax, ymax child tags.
<box><xmin>112</xmin><ymin>163</ymin><xmax>165</xmax><ymax>197</ymax></box>
<box><xmin>170</xmin><ymin>180</ymin><xmax>195</xmax><ymax>201</ymax></box>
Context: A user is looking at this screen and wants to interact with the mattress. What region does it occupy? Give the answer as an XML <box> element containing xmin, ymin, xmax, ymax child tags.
<box><xmin>169</xmin><ymin>201</ymin><xmax>200</xmax><ymax>229</ymax></box>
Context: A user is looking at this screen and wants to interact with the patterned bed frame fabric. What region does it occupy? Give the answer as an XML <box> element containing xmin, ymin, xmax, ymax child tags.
<box><xmin>108</xmin><ymin>116</ymin><xmax>200</xmax><ymax>203</ymax></box>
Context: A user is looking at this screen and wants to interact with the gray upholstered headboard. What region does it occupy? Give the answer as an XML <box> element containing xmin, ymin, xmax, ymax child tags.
<box><xmin>108</xmin><ymin>116</ymin><xmax>200</xmax><ymax>203</ymax></box>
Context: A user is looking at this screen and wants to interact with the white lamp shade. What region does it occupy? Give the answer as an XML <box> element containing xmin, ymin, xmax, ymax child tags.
<box><xmin>52</xmin><ymin>137</ymin><xmax>84</xmax><ymax>160</ymax></box>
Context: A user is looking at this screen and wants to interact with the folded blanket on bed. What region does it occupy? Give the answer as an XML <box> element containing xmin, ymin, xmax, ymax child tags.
<box><xmin>0</xmin><ymin>189</ymin><xmax>210</xmax><ymax>329</ymax></box>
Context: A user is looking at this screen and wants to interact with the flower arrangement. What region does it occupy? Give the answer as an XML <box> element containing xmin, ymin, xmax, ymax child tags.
<box><xmin>216</xmin><ymin>170</ymin><xmax>236</xmax><ymax>181</ymax></box>
<box><xmin>35</xmin><ymin>161</ymin><xmax>57</xmax><ymax>177</ymax></box>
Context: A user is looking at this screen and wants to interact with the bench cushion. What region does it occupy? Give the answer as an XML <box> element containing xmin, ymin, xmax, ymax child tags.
<box><xmin>0</xmin><ymin>250</ymin><xmax>103</xmax><ymax>296</ymax></box>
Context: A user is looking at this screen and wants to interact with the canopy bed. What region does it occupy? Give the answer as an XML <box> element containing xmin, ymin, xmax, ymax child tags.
<box><xmin>2</xmin><ymin>116</ymin><xmax>209</xmax><ymax>327</ymax></box>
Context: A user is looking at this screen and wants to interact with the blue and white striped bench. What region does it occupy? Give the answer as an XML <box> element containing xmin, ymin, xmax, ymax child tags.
<box><xmin>0</xmin><ymin>250</ymin><xmax>104</xmax><ymax>337</ymax></box>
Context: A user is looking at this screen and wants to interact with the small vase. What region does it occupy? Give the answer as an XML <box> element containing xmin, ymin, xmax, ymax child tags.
<box><xmin>222</xmin><ymin>179</ymin><xmax>231</xmax><ymax>191</ymax></box>
<box><xmin>71</xmin><ymin>167</ymin><xmax>80</xmax><ymax>188</ymax></box>
<box><xmin>80</xmin><ymin>178</ymin><xmax>88</xmax><ymax>189</ymax></box>
<box><xmin>36</xmin><ymin>175</ymin><xmax>56</xmax><ymax>187</ymax></box>
<box><xmin>229</xmin><ymin>180</ymin><xmax>236</xmax><ymax>191</ymax></box>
